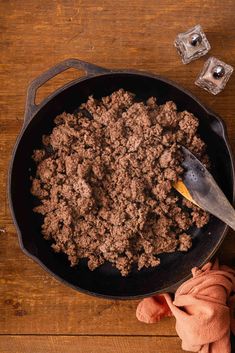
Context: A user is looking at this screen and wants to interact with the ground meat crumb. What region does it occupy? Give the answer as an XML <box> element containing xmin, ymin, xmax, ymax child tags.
<box><xmin>192</xmin><ymin>210</ymin><xmax>210</xmax><ymax>228</ymax></box>
<box><xmin>31</xmin><ymin>89</ymin><xmax>210</xmax><ymax>276</ymax></box>
<box><xmin>179</xmin><ymin>233</ymin><xmax>192</xmax><ymax>252</ymax></box>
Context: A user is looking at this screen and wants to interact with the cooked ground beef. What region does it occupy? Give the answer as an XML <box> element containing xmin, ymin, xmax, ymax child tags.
<box><xmin>31</xmin><ymin>89</ymin><xmax>209</xmax><ymax>276</ymax></box>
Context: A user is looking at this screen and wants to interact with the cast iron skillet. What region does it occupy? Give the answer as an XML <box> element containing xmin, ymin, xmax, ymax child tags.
<box><xmin>8</xmin><ymin>58</ymin><xmax>235</xmax><ymax>299</ymax></box>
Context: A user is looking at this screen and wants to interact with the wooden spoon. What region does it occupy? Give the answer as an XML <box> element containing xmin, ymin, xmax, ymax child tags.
<box><xmin>174</xmin><ymin>146</ymin><xmax>235</xmax><ymax>231</ymax></box>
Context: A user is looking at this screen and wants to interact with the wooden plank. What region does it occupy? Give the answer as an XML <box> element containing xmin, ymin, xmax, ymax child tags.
<box><xmin>0</xmin><ymin>336</ymin><xmax>191</xmax><ymax>353</ymax></box>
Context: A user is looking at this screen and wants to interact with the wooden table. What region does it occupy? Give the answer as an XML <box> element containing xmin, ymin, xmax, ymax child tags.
<box><xmin>1</xmin><ymin>1</ymin><xmax>235</xmax><ymax>352</ymax></box>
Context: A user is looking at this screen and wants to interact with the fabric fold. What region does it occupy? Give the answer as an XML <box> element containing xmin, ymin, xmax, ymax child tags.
<box><xmin>136</xmin><ymin>260</ymin><xmax>235</xmax><ymax>353</ymax></box>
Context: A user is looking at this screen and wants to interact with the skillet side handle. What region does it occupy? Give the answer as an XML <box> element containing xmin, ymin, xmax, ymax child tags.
<box><xmin>24</xmin><ymin>58</ymin><xmax>109</xmax><ymax>124</ymax></box>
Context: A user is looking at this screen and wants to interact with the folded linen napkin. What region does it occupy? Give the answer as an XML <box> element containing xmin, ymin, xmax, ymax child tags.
<box><xmin>136</xmin><ymin>260</ymin><xmax>235</xmax><ymax>353</ymax></box>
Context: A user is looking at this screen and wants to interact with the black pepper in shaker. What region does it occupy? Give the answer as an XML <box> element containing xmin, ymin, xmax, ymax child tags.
<box><xmin>212</xmin><ymin>65</ymin><xmax>225</xmax><ymax>79</ymax></box>
<box><xmin>190</xmin><ymin>33</ymin><xmax>202</xmax><ymax>46</ymax></box>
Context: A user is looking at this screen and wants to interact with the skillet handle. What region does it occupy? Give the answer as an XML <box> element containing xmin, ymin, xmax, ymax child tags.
<box><xmin>24</xmin><ymin>58</ymin><xmax>109</xmax><ymax>124</ymax></box>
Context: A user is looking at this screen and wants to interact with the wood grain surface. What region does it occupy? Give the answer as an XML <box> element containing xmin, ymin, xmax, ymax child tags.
<box><xmin>0</xmin><ymin>336</ymin><xmax>191</xmax><ymax>353</ymax></box>
<box><xmin>0</xmin><ymin>1</ymin><xmax>235</xmax><ymax>352</ymax></box>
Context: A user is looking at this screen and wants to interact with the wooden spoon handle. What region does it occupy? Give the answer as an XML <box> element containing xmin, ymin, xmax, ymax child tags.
<box><xmin>174</xmin><ymin>180</ymin><xmax>199</xmax><ymax>207</ymax></box>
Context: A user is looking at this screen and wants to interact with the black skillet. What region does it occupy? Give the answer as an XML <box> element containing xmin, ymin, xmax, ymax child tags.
<box><xmin>8</xmin><ymin>58</ymin><xmax>235</xmax><ymax>299</ymax></box>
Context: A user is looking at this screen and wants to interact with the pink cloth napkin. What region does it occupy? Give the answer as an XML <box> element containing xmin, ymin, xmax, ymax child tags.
<box><xmin>136</xmin><ymin>260</ymin><xmax>235</xmax><ymax>353</ymax></box>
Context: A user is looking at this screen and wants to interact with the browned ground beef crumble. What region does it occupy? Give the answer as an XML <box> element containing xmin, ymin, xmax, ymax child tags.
<box><xmin>31</xmin><ymin>89</ymin><xmax>209</xmax><ymax>276</ymax></box>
